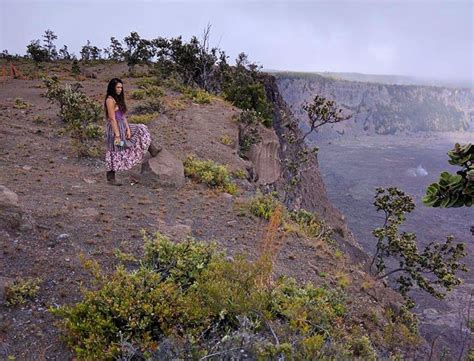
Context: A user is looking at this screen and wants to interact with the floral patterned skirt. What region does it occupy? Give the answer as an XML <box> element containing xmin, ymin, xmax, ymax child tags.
<box><xmin>105</xmin><ymin>123</ymin><xmax>151</xmax><ymax>172</ymax></box>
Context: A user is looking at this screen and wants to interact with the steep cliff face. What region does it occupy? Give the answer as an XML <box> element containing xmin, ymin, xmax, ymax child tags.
<box><xmin>276</xmin><ymin>73</ymin><xmax>474</xmax><ymax>137</ymax></box>
<box><xmin>258</xmin><ymin>74</ymin><xmax>368</xmax><ymax>261</ymax></box>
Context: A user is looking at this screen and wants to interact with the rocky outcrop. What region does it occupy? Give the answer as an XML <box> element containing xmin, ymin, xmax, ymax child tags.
<box><xmin>141</xmin><ymin>149</ymin><xmax>185</xmax><ymax>188</ymax></box>
<box><xmin>276</xmin><ymin>73</ymin><xmax>474</xmax><ymax>137</ymax></box>
<box><xmin>246</xmin><ymin>125</ymin><xmax>281</xmax><ymax>185</ymax></box>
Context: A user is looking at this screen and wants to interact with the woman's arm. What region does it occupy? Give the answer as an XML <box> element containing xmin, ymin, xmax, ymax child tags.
<box><xmin>106</xmin><ymin>98</ymin><xmax>121</xmax><ymax>139</ymax></box>
<box><xmin>123</xmin><ymin>113</ymin><xmax>131</xmax><ymax>139</ymax></box>
<box><xmin>124</xmin><ymin>113</ymin><xmax>130</xmax><ymax>131</ymax></box>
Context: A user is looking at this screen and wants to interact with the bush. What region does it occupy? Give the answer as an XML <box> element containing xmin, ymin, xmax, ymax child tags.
<box><xmin>13</xmin><ymin>97</ymin><xmax>32</xmax><ymax>109</ymax></box>
<box><xmin>183</xmin><ymin>154</ymin><xmax>238</xmax><ymax>195</ymax></box>
<box><xmin>5</xmin><ymin>277</ymin><xmax>42</xmax><ymax>306</ymax></box>
<box><xmin>235</xmin><ymin>110</ymin><xmax>265</xmax><ymax>157</ymax></box>
<box><xmin>218</xmin><ymin>134</ymin><xmax>233</xmax><ymax>146</ymax></box>
<box><xmin>248</xmin><ymin>191</ymin><xmax>282</xmax><ymax>220</ymax></box>
<box><xmin>128</xmin><ymin>113</ymin><xmax>157</xmax><ymax>124</ymax></box>
<box><xmin>133</xmin><ymin>98</ymin><xmax>162</xmax><ymax>115</ymax></box>
<box><xmin>130</xmin><ymin>79</ymin><xmax>164</xmax><ymax>115</ymax></box>
<box><xmin>181</xmin><ymin>87</ymin><xmax>214</xmax><ymax>104</ymax></box>
<box><xmin>131</xmin><ymin>85</ymin><xmax>164</xmax><ymax>100</ymax></box>
<box><xmin>288</xmin><ymin>209</ymin><xmax>324</xmax><ymax>238</ymax></box>
<box><xmin>43</xmin><ymin>76</ymin><xmax>103</xmax><ymax>157</ymax></box>
<box><xmin>135</xmin><ymin>77</ymin><xmax>159</xmax><ymax>88</ymax></box>
<box><xmin>231</xmin><ymin>168</ymin><xmax>248</xmax><ymax>179</ymax></box>
<box><xmin>223</xmin><ymin>80</ymin><xmax>273</xmax><ymax>126</ymax></box>
<box><xmin>221</xmin><ymin>54</ymin><xmax>273</xmax><ymax>126</ymax></box>
<box><xmin>50</xmin><ymin>232</ymin><xmax>377</xmax><ymax>360</ymax></box>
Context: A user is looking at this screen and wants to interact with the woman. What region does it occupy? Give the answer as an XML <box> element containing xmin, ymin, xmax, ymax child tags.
<box><xmin>104</xmin><ymin>78</ymin><xmax>161</xmax><ymax>186</ymax></box>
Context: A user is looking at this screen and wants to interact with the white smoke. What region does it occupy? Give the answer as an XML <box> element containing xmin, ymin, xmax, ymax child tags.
<box><xmin>406</xmin><ymin>164</ymin><xmax>428</xmax><ymax>177</ymax></box>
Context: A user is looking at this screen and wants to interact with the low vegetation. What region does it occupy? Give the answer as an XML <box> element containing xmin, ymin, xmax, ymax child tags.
<box><xmin>127</xmin><ymin>113</ymin><xmax>157</xmax><ymax>124</ymax></box>
<box><xmin>183</xmin><ymin>155</ymin><xmax>238</xmax><ymax>195</ymax></box>
<box><xmin>42</xmin><ymin>76</ymin><xmax>103</xmax><ymax>157</ymax></box>
<box><xmin>5</xmin><ymin>277</ymin><xmax>42</xmax><ymax>306</ymax></box>
<box><xmin>370</xmin><ymin>187</ymin><xmax>468</xmax><ymax>308</ymax></box>
<box><xmin>50</xmin><ymin>231</ymin><xmax>389</xmax><ymax>360</ymax></box>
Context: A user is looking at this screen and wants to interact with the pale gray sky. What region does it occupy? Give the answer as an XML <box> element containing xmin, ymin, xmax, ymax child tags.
<box><xmin>1</xmin><ymin>0</ymin><xmax>472</xmax><ymax>82</ymax></box>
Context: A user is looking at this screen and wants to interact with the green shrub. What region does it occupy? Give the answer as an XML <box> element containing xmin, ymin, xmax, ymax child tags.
<box><xmin>223</xmin><ymin>78</ymin><xmax>273</xmax><ymax>127</ymax></box>
<box><xmin>231</xmin><ymin>168</ymin><xmax>248</xmax><ymax>179</ymax></box>
<box><xmin>142</xmin><ymin>231</ymin><xmax>219</xmax><ymax>288</ymax></box>
<box><xmin>5</xmin><ymin>277</ymin><xmax>42</xmax><ymax>306</ymax></box>
<box><xmin>128</xmin><ymin>112</ymin><xmax>157</xmax><ymax>124</ymax></box>
<box><xmin>71</xmin><ymin>59</ymin><xmax>80</xmax><ymax>75</ymax></box>
<box><xmin>131</xmin><ymin>85</ymin><xmax>164</xmax><ymax>99</ymax></box>
<box><xmin>288</xmin><ymin>209</ymin><xmax>324</xmax><ymax>237</ymax></box>
<box><xmin>183</xmin><ymin>155</ymin><xmax>238</xmax><ymax>194</ymax></box>
<box><xmin>235</xmin><ymin>110</ymin><xmax>265</xmax><ymax>156</ymax></box>
<box><xmin>13</xmin><ymin>97</ymin><xmax>32</xmax><ymax>109</ymax></box>
<box><xmin>133</xmin><ymin>98</ymin><xmax>162</xmax><ymax>115</ymax></box>
<box><xmin>239</xmin><ymin>128</ymin><xmax>262</xmax><ymax>155</ymax></box>
<box><xmin>135</xmin><ymin>77</ymin><xmax>159</xmax><ymax>88</ymax></box>
<box><xmin>179</xmin><ymin>86</ymin><xmax>214</xmax><ymax>104</ymax></box>
<box><xmin>348</xmin><ymin>335</ymin><xmax>377</xmax><ymax>360</ymax></box>
<box><xmin>130</xmin><ymin>89</ymin><xmax>146</xmax><ymax>100</ymax></box>
<box><xmin>218</xmin><ymin>134</ymin><xmax>233</xmax><ymax>146</ymax></box>
<box><xmin>50</xmin><ymin>232</ymin><xmax>375</xmax><ymax>360</ymax></box>
<box><xmin>42</xmin><ymin>76</ymin><xmax>103</xmax><ymax>157</ymax></box>
<box><xmin>248</xmin><ymin>191</ymin><xmax>282</xmax><ymax>220</ymax></box>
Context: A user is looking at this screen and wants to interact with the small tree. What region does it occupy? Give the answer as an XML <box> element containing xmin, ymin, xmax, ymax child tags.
<box><xmin>300</xmin><ymin>95</ymin><xmax>351</xmax><ymax>142</ymax></box>
<box><xmin>71</xmin><ymin>59</ymin><xmax>81</xmax><ymax>76</ymax></box>
<box><xmin>80</xmin><ymin>40</ymin><xmax>92</xmax><ymax>61</ymax></box>
<box><xmin>370</xmin><ymin>187</ymin><xmax>468</xmax><ymax>307</ymax></box>
<box><xmin>423</xmin><ymin>143</ymin><xmax>473</xmax><ymax>208</ymax></box>
<box><xmin>80</xmin><ymin>40</ymin><xmax>102</xmax><ymax>61</ymax></box>
<box><xmin>42</xmin><ymin>29</ymin><xmax>58</xmax><ymax>60</ymax></box>
<box><xmin>221</xmin><ymin>52</ymin><xmax>273</xmax><ymax>126</ymax></box>
<box><xmin>43</xmin><ymin>76</ymin><xmax>103</xmax><ymax>157</ymax></box>
<box><xmin>58</xmin><ymin>45</ymin><xmax>71</xmax><ymax>60</ymax></box>
<box><xmin>195</xmin><ymin>23</ymin><xmax>227</xmax><ymax>92</ymax></box>
<box><xmin>124</xmin><ymin>32</ymin><xmax>153</xmax><ymax>73</ymax></box>
<box><xmin>105</xmin><ymin>37</ymin><xmax>124</xmax><ymax>61</ymax></box>
<box><xmin>26</xmin><ymin>40</ymin><xmax>49</xmax><ymax>63</ymax></box>
<box><xmin>0</xmin><ymin>49</ymin><xmax>12</xmax><ymax>59</ymax></box>
<box><xmin>279</xmin><ymin>96</ymin><xmax>351</xmax><ymax>190</ymax></box>
<box><xmin>89</xmin><ymin>45</ymin><xmax>102</xmax><ymax>61</ymax></box>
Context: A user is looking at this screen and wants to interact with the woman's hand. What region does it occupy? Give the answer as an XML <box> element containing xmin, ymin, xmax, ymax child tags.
<box><xmin>114</xmin><ymin>135</ymin><xmax>122</xmax><ymax>146</ymax></box>
<box><xmin>125</xmin><ymin>127</ymin><xmax>131</xmax><ymax>140</ymax></box>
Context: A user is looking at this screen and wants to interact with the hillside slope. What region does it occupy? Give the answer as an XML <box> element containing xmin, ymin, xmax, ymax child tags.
<box><xmin>0</xmin><ymin>61</ymin><xmax>432</xmax><ymax>359</ymax></box>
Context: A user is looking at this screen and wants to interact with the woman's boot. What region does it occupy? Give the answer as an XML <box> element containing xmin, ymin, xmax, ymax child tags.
<box><xmin>106</xmin><ymin>170</ymin><xmax>122</xmax><ymax>186</ymax></box>
<box><xmin>148</xmin><ymin>142</ymin><xmax>162</xmax><ymax>157</ymax></box>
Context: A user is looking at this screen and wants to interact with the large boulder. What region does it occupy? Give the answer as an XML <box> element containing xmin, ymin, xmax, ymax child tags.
<box><xmin>0</xmin><ymin>185</ymin><xmax>23</xmax><ymax>230</ymax></box>
<box><xmin>141</xmin><ymin>149</ymin><xmax>185</xmax><ymax>188</ymax></box>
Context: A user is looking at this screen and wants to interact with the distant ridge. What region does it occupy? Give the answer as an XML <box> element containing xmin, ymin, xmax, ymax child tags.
<box><xmin>264</xmin><ymin>68</ymin><xmax>473</xmax><ymax>90</ymax></box>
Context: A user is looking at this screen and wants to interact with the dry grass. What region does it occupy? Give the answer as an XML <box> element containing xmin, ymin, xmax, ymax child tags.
<box><xmin>257</xmin><ymin>205</ymin><xmax>284</xmax><ymax>287</ymax></box>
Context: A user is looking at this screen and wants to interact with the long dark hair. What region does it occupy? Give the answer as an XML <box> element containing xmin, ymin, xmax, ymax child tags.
<box><xmin>104</xmin><ymin>78</ymin><xmax>127</xmax><ymax>118</ymax></box>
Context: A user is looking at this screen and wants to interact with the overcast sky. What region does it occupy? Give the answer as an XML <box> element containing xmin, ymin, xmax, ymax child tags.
<box><xmin>1</xmin><ymin>0</ymin><xmax>472</xmax><ymax>82</ymax></box>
